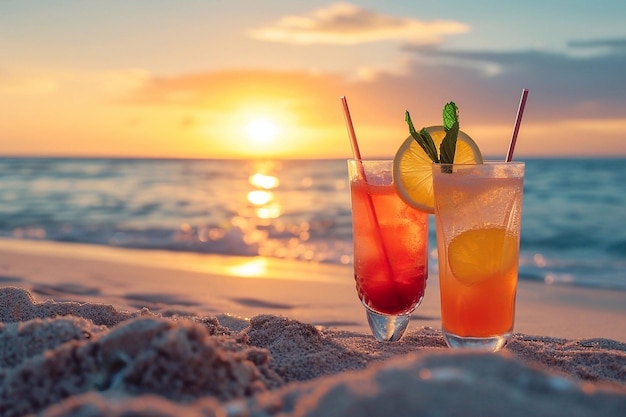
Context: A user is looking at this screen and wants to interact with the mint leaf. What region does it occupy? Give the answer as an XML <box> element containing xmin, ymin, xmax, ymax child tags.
<box><xmin>405</xmin><ymin>111</ymin><xmax>439</xmax><ymax>162</ymax></box>
<box><xmin>418</xmin><ymin>128</ymin><xmax>439</xmax><ymax>163</ymax></box>
<box><xmin>439</xmin><ymin>121</ymin><xmax>459</xmax><ymax>164</ymax></box>
<box><xmin>443</xmin><ymin>102</ymin><xmax>458</xmax><ymax>131</ymax></box>
<box><xmin>440</xmin><ymin>102</ymin><xmax>459</xmax><ymax>164</ymax></box>
<box><xmin>405</xmin><ymin>110</ymin><xmax>419</xmax><ymax>137</ymax></box>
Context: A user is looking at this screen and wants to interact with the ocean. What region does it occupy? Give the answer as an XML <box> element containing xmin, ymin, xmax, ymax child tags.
<box><xmin>0</xmin><ymin>157</ymin><xmax>624</xmax><ymax>291</ymax></box>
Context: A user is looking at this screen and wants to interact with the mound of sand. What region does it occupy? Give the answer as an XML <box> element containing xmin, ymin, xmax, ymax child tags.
<box><xmin>1</xmin><ymin>286</ymin><xmax>625</xmax><ymax>417</ymax></box>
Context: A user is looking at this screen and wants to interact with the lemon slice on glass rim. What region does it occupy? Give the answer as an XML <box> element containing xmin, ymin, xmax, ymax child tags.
<box><xmin>392</xmin><ymin>125</ymin><xmax>483</xmax><ymax>214</ymax></box>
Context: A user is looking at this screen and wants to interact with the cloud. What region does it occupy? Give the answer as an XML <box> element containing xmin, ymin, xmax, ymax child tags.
<box><xmin>98</xmin><ymin>69</ymin><xmax>152</xmax><ymax>97</ymax></box>
<box><xmin>122</xmin><ymin>35</ymin><xmax>626</xmax><ymax>143</ymax></box>
<box><xmin>123</xmin><ymin>69</ymin><xmax>347</xmax><ymax>126</ymax></box>
<box><xmin>400</xmin><ymin>39</ymin><xmax>626</xmax><ymax>122</ymax></box>
<box><xmin>0</xmin><ymin>69</ymin><xmax>58</xmax><ymax>95</ymax></box>
<box><xmin>249</xmin><ymin>2</ymin><xmax>469</xmax><ymax>45</ymax></box>
<box><xmin>0</xmin><ymin>67</ymin><xmax>153</xmax><ymax>102</ymax></box>
<box><xmin>567</xmin><ymin>38</ymin><xmax>626</xmax><ymax>50</ymax></box>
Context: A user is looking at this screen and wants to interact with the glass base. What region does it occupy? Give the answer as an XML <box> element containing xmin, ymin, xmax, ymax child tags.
<box><xmin>443</xmin><ymin>330</ymin><xmax>510</xmax><ymax>352</ymax></box>
<box><xmin>364</xmin><ymin>304</ymin><xmax>411</xmax><ymax>342</ymax></box>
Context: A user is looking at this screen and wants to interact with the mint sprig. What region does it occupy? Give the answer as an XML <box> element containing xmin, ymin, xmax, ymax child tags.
<box><xmin>405</xmin><ymin>101</ymin><xmax>460</xmax><ymax>165</ymax></box>
<box><xmin>405</xmin><ymin>111</ymin><xmax>439</xmax><ymax>163</ymax></box>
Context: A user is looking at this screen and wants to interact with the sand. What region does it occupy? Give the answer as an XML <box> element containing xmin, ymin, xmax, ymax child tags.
<box><xmin>1</xmin><ymin>238</ymin><xmax>625</xmax><ymax>416</ymax></box>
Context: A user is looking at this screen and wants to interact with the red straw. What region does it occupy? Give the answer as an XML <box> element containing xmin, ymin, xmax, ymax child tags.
<box><xmin>506</xmin><ymin>88</ymin><xmax>529</xmax><ymax>162</ymax></box>
<box><xmin>341</xmin><ymin>96</ymin><xmax>363</xmax><ymax>161</ymax></box>
<box><xmin>341</xmin><ymin>96</ymin><xmax>395</xmax><ymax>284</ymax></box>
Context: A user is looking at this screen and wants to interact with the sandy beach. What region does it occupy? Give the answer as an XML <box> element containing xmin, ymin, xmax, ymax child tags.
<box><xmin>1</xmin><ymin>237</ymin><xmax>625</xmax><ymax>416</ymax></box>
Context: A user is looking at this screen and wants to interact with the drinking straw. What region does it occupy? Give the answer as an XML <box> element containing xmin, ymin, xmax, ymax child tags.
<box><xmin>340</xmin><ymin>96</ymin><xmax>394</xmax><ymax>280</ymax></box>
<box><xmin>506</xmin><ymin>88</ymin><xmax>529</xmax><ymax>162</ymax></box>
<box><xmin>341</xmin><ymin>96</ymin><xmax>363</xmax><ymax>162</ymax></box>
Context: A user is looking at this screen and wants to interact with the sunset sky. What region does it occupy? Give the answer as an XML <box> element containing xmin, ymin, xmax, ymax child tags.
<box><xmin>2</xmin><ymin>1</ymin><xmax>626</xmax><ymax>159</ymax></box>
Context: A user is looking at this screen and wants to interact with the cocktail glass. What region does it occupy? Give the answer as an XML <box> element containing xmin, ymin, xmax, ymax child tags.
<box><xmin>432</xmin><ymin>161</ymin><xmax>524</xmax><ymax>351</ymax></box>
<box><xmin>348</xmin><ymin>159</ymin><xmax>429</xmax><ymax>341</ymax></box>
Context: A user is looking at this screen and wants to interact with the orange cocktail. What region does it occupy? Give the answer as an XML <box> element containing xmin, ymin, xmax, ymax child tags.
<box><xmin>348</xmin><ymin>160</ymin><xmax>428</xmax><ymax>341</ymax></box>
<box><xmin>432</xmin><ymin>162</ymin><xmax>524</xmax><ymax>351</ymax></box>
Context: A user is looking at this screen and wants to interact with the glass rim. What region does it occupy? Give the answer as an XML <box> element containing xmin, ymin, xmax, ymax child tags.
<box><xmin>432</xmin><ymin>160</ymin><xmax>525</xmax><ymax>167</ymax></box>
<box><xmin>347</xmin><ymin>159</ymin><xmax>393</xmax><ymax>163</ymax></box>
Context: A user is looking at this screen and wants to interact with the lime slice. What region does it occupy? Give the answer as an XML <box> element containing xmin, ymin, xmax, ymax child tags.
<box><xmin>448</xmin><ymin>226</ymin><xmax>518</xmax><ymax>285</ymax></box>
<box><xmin>393</xmin><ymin>125</ymin><xmax>483</xmax><ymax>213</ymax></box>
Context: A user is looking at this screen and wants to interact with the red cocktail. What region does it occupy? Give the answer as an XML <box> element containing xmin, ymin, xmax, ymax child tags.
<box><xmin>348</xmin><ymin>160</ymin><xmax>428</xmax><ymax>340</ymax></box>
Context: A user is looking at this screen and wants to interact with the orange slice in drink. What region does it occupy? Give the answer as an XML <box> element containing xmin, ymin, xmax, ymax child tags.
<box><xmin>447</xmin><ymin>226</ymin><xmax>519</xmax><ymax>285</ymax></box>
<box><xmin>393</xmin><ymin>125</ymin><xmax>483</xmax><ymax>213</ymax></box>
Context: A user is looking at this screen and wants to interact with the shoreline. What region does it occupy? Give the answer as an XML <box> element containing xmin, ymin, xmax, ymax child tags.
<box><xmin>1</xmin><ymin>237</ymin><xmax>625</xmax><ymax>343</ymax></box>
<box><xmin>2</xmin><ymin>235</ymin><xmax>624</xmax><ymax>292</ymax></box>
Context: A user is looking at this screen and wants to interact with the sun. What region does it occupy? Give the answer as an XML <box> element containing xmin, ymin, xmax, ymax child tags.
<box><xmin>247</xmin><ymin>117</ymin><xmax>278</xmax><ymax>144</ymax></box>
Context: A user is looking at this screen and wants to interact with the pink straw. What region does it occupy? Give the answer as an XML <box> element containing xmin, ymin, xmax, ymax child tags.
<box><xmin>341</xmin><ymin>96</ymin><xmax>363</xmax><ymax>162</ymax></box>
<box><xmin>341</xmin><ymin>96</ymin><xmax>395</xmax><ymax>284</ymax></box>
<box><xmin>506</xmin><ymin>88</ymin><xmax>529</xmax><ymax>162</ymax></box>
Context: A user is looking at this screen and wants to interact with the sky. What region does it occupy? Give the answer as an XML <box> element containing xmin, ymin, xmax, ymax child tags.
<box><xmin>1</xmin><ymin>0</ymin><xmax>626</xmax><ymax>159</ymax></box>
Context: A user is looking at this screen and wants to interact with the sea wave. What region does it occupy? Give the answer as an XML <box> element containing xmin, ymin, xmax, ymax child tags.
<box><xmin>0</xmin><ymin>157</ymin><xmax>625</xmax><ymax>291</ymax></box>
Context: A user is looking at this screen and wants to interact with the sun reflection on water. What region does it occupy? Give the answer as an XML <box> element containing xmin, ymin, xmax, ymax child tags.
<box><xmin>255</xmin><ymin>206</ymin><xmax>281</xmax><ymax>219</ymax></box>
<box><xmin>174</xmin><ymin>160</ymin><xmax>352</xmax><ymax>267</ymax></box>
<box><xmin>249</xmin><ymin>173</ymin><xmax>280</xmax><ymax>189</ymax></box>
<box><xmin>247</xmin><ymin>190</ymin><xmax>273</xmax><ymax>206</ymax></box>
<box><xmin>246</xmin><ymin>163</ymin><xmax>282</xmax><ymax>220</ymax></box>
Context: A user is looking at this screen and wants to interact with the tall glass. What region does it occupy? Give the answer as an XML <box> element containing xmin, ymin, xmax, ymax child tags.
<box><xmin>348</xmin><ymin>160</ymin><xmax>428</xmax><ymax>341</ymax></box>
<box><xmin>432</xmin><ymin>162</ymin><xmax>524</xmax><ymax>351</ymax></box>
